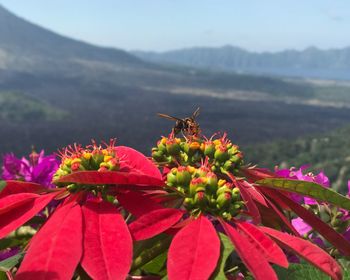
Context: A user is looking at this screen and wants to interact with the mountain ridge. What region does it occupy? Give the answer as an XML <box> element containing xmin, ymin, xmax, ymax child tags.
<box><xmin>0</xmin><ymin>4</ymin><xmax>148</xmax><ymax>73</ymax></box>
<box><xmin>133</xmin><ymin>45</ymin><xmax>350</xmax><ymax>80</ymax></box>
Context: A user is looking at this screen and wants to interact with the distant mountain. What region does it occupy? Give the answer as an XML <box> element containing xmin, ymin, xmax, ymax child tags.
<box><xmin>133</xmin><ymin>45</ymin><xmax>350</xmax><ymax>80</ymax></box>
<box><xmin>1</xmin><ymin>4</ymin><xmax>350</xmax><ymax>157</ymax></box>
<box><xmin>0</xmin><ymin>5</ymin><xmax>146</xmax><ymax>74</ymax></box>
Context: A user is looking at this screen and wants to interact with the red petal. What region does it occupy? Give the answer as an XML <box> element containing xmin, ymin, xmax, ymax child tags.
<box><xmin>129</xmin><ymin>208</ymin><xmax>184</xmax><ymax>241</ymax></box>
<box><xmin>236</xmin><ymin>181</ymin><xmax>261</xmax><ymax>223</ymax></box>
<box><xmin>261</xmin><ymin>192</ymin><xmax>300</xmax><ymax>236</ymax></box>
<box><xmin>0</xmin><ymin>193</ymin><xmax>39</xmax><ymax>215</ymax></box>
<box><xmin>221</xmin><ymin>221</ymin><xmax>278</xmax><ymax>280</ymax></box>
<box><xmin>0</xmin><ymin>192</ymin><xmax>57</xmax><ymax>239</ymax></box>
<box><xmin>271</xmin><ymin>191</ymin><xmax>350</xmax><ymax>255</ymax></box>
<box><xmin>261</xmin><ymin>226</ymin><xmax>342</xmax><ymax>280</ymax></box>
<box><xmin>55</xmin><ymin>171</ymin><xmax>164</xmax><ymax>187</ymax></box>
<box><xmin>81</xmin><ymin>199</ymin><xmax>132</xmax><ymax>280</ymax></box>
<box><xmin>0</xmin><ymin>181</ymin><xmax>46</xmax><ymax>198</ymax></box>
<box><xmin>167</xmin><ymin>216</ymin><xmax>220</xmax><ymax>280</ymax></box>
<box><xmin>236</xmin><ymin>221</ymin><xmax>288</xmax><ymax>268</ymax></box>
<box><xmin>16</xmin><ymin>201</ymin><xmax>82</xmax><ymax>280</ymax></box>
<box><xmin>117</xmin><ymin>191</ymin><xmax>163</xmax><ymax>217</ymax></box>
<box><xmin>240</xmin><ymin>181</ymin><xmax>268</xmax><ymax>207</ymax></box>
<box><xmin>243</xmin><ymin>167</ymin><xmax>275</xmax><ymax>182</ymax></box>
<box><xmin>115</xmin><ymin>146</ymin><xmax>162</xmax><ymax>179</ymax></box>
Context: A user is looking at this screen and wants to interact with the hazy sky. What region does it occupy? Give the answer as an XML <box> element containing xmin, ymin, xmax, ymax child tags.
<box><xmin>1</xmin><ymin>0</ymin><xmax>349</xmax><ymax>52</ymax></box>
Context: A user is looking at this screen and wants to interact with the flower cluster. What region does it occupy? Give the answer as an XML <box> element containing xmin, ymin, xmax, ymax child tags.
<box><xmin>54</xmin><ymin>139</ymin><xmax>120</xmax><ymax>177</ymax></box>
<box><xmin>2</xmin><ymin>150</ymin><xmax>58</xmax><ymax>187</ymax></box>
<box><xmin>166</xmin><ymin>164</ymin><xmax>243</xmax><ymax>219</ymax></box>
<box><xmin>53</xmin><ymin>139</ymin><xmax>121</xmax><ymax>192</ymax></box>
<box><xmin>152</xmin><ymin>133</ymin><xmax>243</xmax><ymax>175</ymax></box>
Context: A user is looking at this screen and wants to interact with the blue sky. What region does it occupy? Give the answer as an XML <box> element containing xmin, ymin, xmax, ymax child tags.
<box><xmin>1</xmin><ymin>0</ymin><xmax>349</xmax><ymax>52</ymax></box>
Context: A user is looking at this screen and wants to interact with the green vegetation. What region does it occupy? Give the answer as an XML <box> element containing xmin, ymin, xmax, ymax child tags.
<box><xmin>0</xmin><ymin>91</ymin><xmax>66</xmax><ymax>122</ymax></box>
<box><xmin>245</xmin><ymin>125</ymin><xmax>350</xmax><ymax>194</ymax></box>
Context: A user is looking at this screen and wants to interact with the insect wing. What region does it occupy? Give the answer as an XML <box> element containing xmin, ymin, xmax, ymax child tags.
<box><xmin>157</xmin><ymin>113</ymin><xmax>183</xmax><ymax>122</ymax></box>
<box><xmin>192</xmin><ymin>107</ymin><xmax>200</xmax><ymax>119</ymax></box>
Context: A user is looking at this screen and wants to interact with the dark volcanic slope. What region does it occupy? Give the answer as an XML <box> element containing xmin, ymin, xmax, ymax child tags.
<box><xmin>0</xmin><ymin>5</ymin><xmax>145</xmax><ymax>70</ymax></box>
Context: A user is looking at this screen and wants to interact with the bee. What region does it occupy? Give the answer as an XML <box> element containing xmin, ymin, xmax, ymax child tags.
<box><xmin>157</xmin><ymin>107</ymin><xmax>201</xmax><ymax>136</ymax></box>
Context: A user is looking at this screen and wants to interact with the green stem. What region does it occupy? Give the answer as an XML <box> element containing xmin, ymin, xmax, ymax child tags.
<box><xmin>131</xmin><ymin>235</ymin><xmax>172</xmax><ymax>272</ymax></box>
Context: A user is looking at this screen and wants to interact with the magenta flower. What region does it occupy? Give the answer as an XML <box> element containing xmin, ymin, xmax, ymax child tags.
<box><xmin>291</xmin><ymin>217</ymin><xmax>312</xmax><ymax>236</ymax></box>
<box><xmin>276</xmin><ymin>165</ymin><xmax>329</xmax><ymax>204</ymax></box>
<box><xmin>0</xmin><ymin>247</ymin><xmax>20</xmax><ymax>262</ymax></box>
<box><xmin>2</xmin><ymin>150</ymin><xmax>59</xmax><ymax>188</ymax></box>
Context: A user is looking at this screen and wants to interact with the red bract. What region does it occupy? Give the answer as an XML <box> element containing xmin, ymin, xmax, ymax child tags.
<box><xmin>149</xmin><ymin>132</ymin><xmax>346</xmax><ymax>279</ymax></box>
<box><xmin>139</xmin><ymin>209</ymin><xmax>341</xmax><ymax>280</ymax></box>
<box><xmin>0</xmin><ymin>143</ymin><xmax>165</xmax><ymax>280</ymax></box>
<box><xmin>240</xmin><ymin>169</ymin><xmax>350</xmax><ymax>256</ymax></box>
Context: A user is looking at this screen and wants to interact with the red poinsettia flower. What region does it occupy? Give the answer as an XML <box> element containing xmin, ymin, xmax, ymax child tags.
<box><xmin>127</xmin><ymin>198</ymin><xmax>342</xmax><ymax>280</ymax></box>
<box><xmin>0</xmin><ymin>141</ymin><xmax>168</xmax><ymax>280</ymax></box>
<box><xmin>147</xmin><ymin>132</ymin><xmax>345</xmax><ymax>280</ymax></box>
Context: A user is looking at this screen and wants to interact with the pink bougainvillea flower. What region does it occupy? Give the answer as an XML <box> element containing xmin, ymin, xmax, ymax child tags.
<box><xmin>0</xmin><ymin>140</ymin><xmax>170</xmax><ymax>280</ymax></box>
<box><xmin>276</xmin><ymin>166</ymin><xmax>330</xmax><ymax>205</ymax></box>
<box><xmin>2</xmin><ymin>150</ymin><xmax>59</xmax><ymax>188</ymax></box>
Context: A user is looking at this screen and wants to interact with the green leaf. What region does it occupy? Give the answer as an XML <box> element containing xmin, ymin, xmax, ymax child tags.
<box><xmin>338</xmin><ymin>259</ymin><xmax>350</xmax><ymax>280</ymax></box>
<box><xmin>274</xmin><ymin>263</ymin><xmax>331</xmax><ymax>280</ymax></box>
<box><xmin>0</xmin><ymin>253</ymin><xmax>23</xmax><ymax>272</ymax></box>
<box><xmin>211</xmin><ymin>233</ymin><xmax>235</xmax><ymax>280</ymax></box>
<box><xmin>141</xmin><ymin>251</ymin><xmax>167</xmax><ymax>275</ymax></box>
<box><xmin>257</xmin><ymin>178</ymin><xmax>350</xmax><ymax>210</ymax></box>
<box><xmin>131</xmin><ymin>235</ymin><xmax>172</xmax><ymax>272</ymax></box>
<box><xmin>0</xmin><ymin>271</ymin><xmax>7</xmax><ymax>280</ymax></box>
<box><xmin>0</xmin><ymin>181</ymin><xmax>6</xmax><ymax>193</ymax></box>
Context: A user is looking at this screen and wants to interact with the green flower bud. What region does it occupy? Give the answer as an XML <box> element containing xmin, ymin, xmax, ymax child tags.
<box><xmin>184</xmin><ymin>197</ymin><xmax>194</xmax><ymax>208</ymax></box>
<box><xmin>206</xmin><ymin>172</ymin><xmax>218</xmax><ymax>194</ymax></box>
<box><xmin>176</xmin><ymin>166</ymin><xmax>192</xmax><ymax>186</ymax></box>
<box><xmin>194</xmin><ymin>191</ymin><xmax>208</xmax><ymax>207</ymax></box>
<box><xmin>204</xmin><ymin>143</ymin><xmax>216</xmax><ymax>158</ymax></box>
<box><xmin>166</xmin><ymin>171</ymin><xmax>177</xmax><ymax>186</ymax></box>
<box><xmin>217</xmin><ymin>183</ymin><xmax>233</xmax><ymax>196</ymax></box>
<box><xmin>223</xmin><ymin>160</ymin><xmax>233</xmax><ymax>170</ymax></box>
<box><xmin>230</xmin><ymin>155</ymin><xmax>242</xmax><ymax>165</ymax></box>
<box><xmin>231</xmin><ymin>187</ymin><xmax>240</xmax><ymax>200</ymax></box>
<box><xmin>166</xmin><ymin>140</ymin><xmax>181</xmax><ymax>155</ymax></box>
<box><xmin>214</xmin><ymin>146</ymin><xmax>230</xmax><ymax>162</ymax></box>
<box><xmin>196</xmin><ymin>166</ymin><xmax>210</xmax><ymax>177</ymax></box>
<box><xmin>92</xmin><ymin>152</ymin><xmax>104</xmax><ymax>168</ymax></box>
<box><xmin>216</xmin><ymin>192</ymin><xmax>232</xmax><ymax>210</ymax></box>
<box><xmin>152</xmin><ymin>150</ymin><xmax>166</xmax><ymax>162</ymax></box>
<box><xmin>222</xmin><ymin>212</ymin><xmax>232</xmax><ymax>220</ymax></box>
<box><xmin>228</xmin><ymin>145</ymin><xmax>239</xmax><ymax>156</ymax></box>
<box><xmin>157</xmin><ymin>142</ymin><xmax>167</xmax><ymax>153</ymax></box>
<box><xmin>189</xmin><ymin>177</ymin><xmax>207</xmax><ymax>197</ymax></box>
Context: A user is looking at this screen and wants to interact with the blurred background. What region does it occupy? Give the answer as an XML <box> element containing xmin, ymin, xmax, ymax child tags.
<box><xmin>0</xmin><ymin>0</ymin><xmax>350</xmax><ymax>191</ymax></box>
